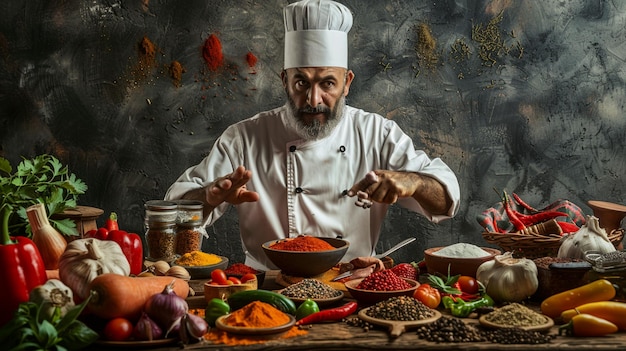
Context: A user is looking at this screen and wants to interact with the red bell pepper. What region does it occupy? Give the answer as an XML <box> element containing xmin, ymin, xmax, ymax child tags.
<box><xmin>105</xmin><ymin>212</ymin><xmax>119</xmax><ymax>231</ymax></box>
<box><xmin>0</xmin><ymin>233</ymin><xmax>47</xmax><ymax>326</ymax></box>
<box><xmin>108</xmin><ymin>230</ymin><xmax>143</xmax><ymax>275</ymax></box>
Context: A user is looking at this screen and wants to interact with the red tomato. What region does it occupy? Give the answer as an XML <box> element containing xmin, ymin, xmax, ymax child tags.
<box><xmin>228</xmin><ymin>276</ymin><xmax>242</xmax><ymax>285</ymax></box>
<box><xmin>240</xmin><ymin>273</ymin><xmax>257</xmax><ymax>283</ymax></box>
<box><xmin>103</xmin><ymin>317</ymin><xmax>133</xmax><ymax>341</ymax></box>
<box><xmin>413</xmin><ymin>283</ymin><xmax>441</xmax><ymax>309</ymax></box>
<box><xmin>211</xmin><ymin>269</ymin><xmax>229</xmax><ymax>285</ymax></box>
<box><xmin>457</xmin><ymin>276</ymin><xmax>479</xmax><ymax>295</ymax></box>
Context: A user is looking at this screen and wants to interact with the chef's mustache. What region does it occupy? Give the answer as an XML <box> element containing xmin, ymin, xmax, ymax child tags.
<box><xmin>299</xmin><ymin>105</ymin><xmax>331</xmax><ymax>114</ymax></box>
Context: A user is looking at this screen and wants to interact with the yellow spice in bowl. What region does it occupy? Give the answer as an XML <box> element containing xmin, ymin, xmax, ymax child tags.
<box><xmin>176</xmin><ymin>251</ymin><xmax>222</xmax><ymax>266</ymax></box>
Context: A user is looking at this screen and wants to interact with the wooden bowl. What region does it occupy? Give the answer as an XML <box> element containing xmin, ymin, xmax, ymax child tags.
<box><xmin>344</xmin><ymin>278</ymin><xmax>419</xmax><ymax>306</ymax></box>
<box><xmin>262</xmin><ymin>237</ymin><xmax>349</xmax><ymax>277</ymax></box>
<box><xmin>203</xmin><ymin>279</ymin><xmax>257</xmax><ymax>302</ymax></box>
<box><xmin>215</xmin><ymin>314</ymin><xmax>295</xmax><ymax>338</ymax></box>
<box><xmin>424</xmin><ymin>247</ymin><xmax>500</xmax><ymax>278</ymax></box>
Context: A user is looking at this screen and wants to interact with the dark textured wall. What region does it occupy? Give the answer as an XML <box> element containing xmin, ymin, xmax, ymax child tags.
<box><xmin>1</xmin><ymin>0</ymin><xmax>625</xmax><ymax>265</ymax></box>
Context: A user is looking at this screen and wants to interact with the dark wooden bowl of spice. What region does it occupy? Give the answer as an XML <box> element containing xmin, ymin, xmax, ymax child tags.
<box><xmin>531</xmin><ymin>256</ymin><xmax>592</xmax><ymax>301</ymax></box>
<box><xmin>262</xmin><ymin>236</ymin><xmax>349</xmax><ymax>277</ymax></box>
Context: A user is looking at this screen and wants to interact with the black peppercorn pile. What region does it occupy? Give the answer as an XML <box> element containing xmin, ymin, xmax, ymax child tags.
<box><xmin>415</xmin><ymin>317</ymin><xmax>555</xmax><ymax>344</ymax></box>
<box><xmin>365</xmin><ymin>296</ymin><xmax>435</xmax><ymax>321</ymax></box>
<box><xmin>416</xmin><ymin>317</ymin><xmax>486</xmax><ymax>343</ymax></box>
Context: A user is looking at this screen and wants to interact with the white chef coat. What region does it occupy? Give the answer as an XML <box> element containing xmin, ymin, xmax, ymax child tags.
<box><xmin>165</xmin><ymin>104</ymin><xmax>460</xmax><ymax>270</ymax></box>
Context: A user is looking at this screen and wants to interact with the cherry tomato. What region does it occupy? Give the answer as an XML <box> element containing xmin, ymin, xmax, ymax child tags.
<box><xmin>211</xmin><ymin>269</ymin><xmax>229</xmax><ymax>285</ymax></box>
<box><xmin>413</xmin><ymin>283</ymin><xmax>441</xmax><ymax>309</ymax></box>
<box><xmin>228</xmin><ymin>276</ymin><xmax>242</xmax><ymax>285</ymax></box>
<box><xmin>240</xmin><ymin>273</ymin><xmax>257</xmax><ymax>283</ymax></box>
<box><xmin>457</xmin><ymin>276</ymin><xmax>479</xmax><ymax>295</ymax></box>
<box><xmin>103</xmin><ymin>317</ymin><xmax>133</xmax><ymax>341</ymax></box>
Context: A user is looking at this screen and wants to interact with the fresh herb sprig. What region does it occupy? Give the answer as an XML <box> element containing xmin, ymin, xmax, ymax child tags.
<box><xmin>0</xmin><ymin>291</ymin><xmax>98</xmax><ymax>351</ymax></box>
<box><xmin>0</xmin><ymin>154</ymin><xmax>88</xmax><ymax>238</ymax></box>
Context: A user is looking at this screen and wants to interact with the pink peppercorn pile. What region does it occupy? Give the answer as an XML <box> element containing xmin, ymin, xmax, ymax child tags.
<box><xmin>356</xmin><ymin>270</ymin><xmax>412</xmax><ymax>291</ymax></box>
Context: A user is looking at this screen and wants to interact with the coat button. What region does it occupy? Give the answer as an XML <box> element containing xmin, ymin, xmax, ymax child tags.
<box><xmin>295</xmin><ymin>187</ymin><xmax>303</xmax><ymax>193</ymax></box>
<box><xmin>339</xmin><ymin>145</ymin><xmax>346</xmax><ymax>153</ymax></box>
<box><xmin>289</xmin><ymin>145</ymin><xmax>296</xmax><ymax>152</ymax></box>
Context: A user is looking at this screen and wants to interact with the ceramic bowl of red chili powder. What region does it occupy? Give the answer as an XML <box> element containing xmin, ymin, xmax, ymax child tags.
<box><xmin>262</xmin><ymin>236</ymin><xmax>349</xmax><ymax>277</ymax></box>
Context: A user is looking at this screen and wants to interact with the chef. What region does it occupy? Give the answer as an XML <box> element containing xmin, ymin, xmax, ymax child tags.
<box><xmin>165</xmin><ymin>0</ymin><xmax>460</xmax><ymax>271</ymax></box>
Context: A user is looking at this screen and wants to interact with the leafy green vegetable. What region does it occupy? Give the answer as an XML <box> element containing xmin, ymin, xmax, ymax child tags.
<box><xmin>0</xmin><ymin>291</ymin><xmax>99</xmax><ymax>351</ymax></box>
<box><xmin>0</xmin><ymin>154</ymin><xmax>88</xmax><ymax>237</ymax></box>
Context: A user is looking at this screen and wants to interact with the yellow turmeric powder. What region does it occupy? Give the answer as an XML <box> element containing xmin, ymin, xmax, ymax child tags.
<box><xmin>223</xmin><ymin>301</ymin><xmax>290</xmax><ymax>328</ymax></box>
<box><xmin>175</xmin><ymin>250</ymin><xmax>222</xmax><ymax>266</ymax></box>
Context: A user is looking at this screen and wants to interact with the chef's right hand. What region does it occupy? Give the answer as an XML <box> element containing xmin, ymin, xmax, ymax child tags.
<box><xmin>206</xmin><ymin>166</ymin><xmax>259</xmax><ymax>207</ymax></box>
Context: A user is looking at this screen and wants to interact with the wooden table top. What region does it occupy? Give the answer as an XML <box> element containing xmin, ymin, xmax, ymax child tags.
<box><xmin>91</xmin><ymin>270</ymin><xmax>626</xmax><ymax>351</ymax></box>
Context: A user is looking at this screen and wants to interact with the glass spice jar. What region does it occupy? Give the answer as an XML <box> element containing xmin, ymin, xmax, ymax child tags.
<box><xmin>144</xmin><ymin>200</ymin><xmax>178</xmax><ymax>262</ymax></box>
<box><xmin>175</xmin><ymin>200</ymin><xmax>207</xmax><ymax>255</ymax></box>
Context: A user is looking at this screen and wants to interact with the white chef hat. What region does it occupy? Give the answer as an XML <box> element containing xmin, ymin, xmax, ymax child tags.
<box><xmin>283</xmin><ymin>0</ymin><xmax>353</xmax><ymax>69</ymax></box>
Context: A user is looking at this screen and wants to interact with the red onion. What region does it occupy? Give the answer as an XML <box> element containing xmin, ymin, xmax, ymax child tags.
<box><xmin>144</xmin><ymin>280</ymin><xmax>188</xmax><ymax>332</ymax></box>
<box><xmin>133</xmin><ymin>312</ymin><xmax>163</xmax><ymax>341</ymax></box>
<box><xmin>179</xmin><ymin>312</ymin><xmax>209</xmax><ymax>344</ymax></box>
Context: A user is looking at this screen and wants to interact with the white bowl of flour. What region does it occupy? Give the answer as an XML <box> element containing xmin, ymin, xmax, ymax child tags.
<box><xmin>424</xmin><ymin>243</ymin><xmax>500</xmax><ymax>278</ymax></box>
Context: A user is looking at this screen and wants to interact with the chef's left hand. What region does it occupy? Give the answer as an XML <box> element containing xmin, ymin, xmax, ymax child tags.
<box><xmin>347</xmin><ymin>170</ymin><xmax>419</xmax><ymax>207</ymax></box>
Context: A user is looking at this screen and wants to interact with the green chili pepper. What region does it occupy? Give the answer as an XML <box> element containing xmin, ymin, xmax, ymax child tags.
<box><xmin>442</xmin><ymin>294</ymin><xmax>494</xmax><ymax>318</ymax></box>
<box><xmin>206</xmin><ymin>298</ymin><xmax>230</xmax><ymax>327</ymax></box>
<box><xmin>295</xmin><ymin>299</ymin><xmax>320</xmax><ymax>321</ymax></box>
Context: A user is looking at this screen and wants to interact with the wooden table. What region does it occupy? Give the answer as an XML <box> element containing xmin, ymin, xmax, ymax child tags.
<box><xmin>91</xmin><ymin>271</ymin><xmax>626</xmax><ymax>350</ymax></box>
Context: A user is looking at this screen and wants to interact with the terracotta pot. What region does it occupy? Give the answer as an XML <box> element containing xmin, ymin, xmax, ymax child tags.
<box><xmin>587</xmin><ymin>200</ymin><xmax>626</xmax><ymax>250</ymax></box>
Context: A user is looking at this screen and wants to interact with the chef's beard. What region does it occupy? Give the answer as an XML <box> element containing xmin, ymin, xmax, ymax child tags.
<box><xmin>285</xmin><ymin>95</ymin><xmax>346</xmax><ymax>140</ymax></box>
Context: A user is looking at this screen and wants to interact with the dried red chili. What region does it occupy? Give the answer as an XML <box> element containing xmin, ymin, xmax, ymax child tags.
<box><xmin>202</xmin><ymin>34</ymin><xmax>224</xmax><ymax>71</ymax></box>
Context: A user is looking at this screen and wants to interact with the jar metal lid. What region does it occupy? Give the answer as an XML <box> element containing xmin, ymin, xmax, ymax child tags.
<box><xmin>145</xmin><ymin>200</ymin><xmax>178</xmax><ymax>210</ymax></box>
<box><xmin>176</xmin><ymin>200</ymin><xmax>204</xmax><ymax>210</ymax></box>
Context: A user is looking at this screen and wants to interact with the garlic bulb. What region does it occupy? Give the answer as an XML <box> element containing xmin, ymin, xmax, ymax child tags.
<box><xmin>557</xmin><ymin>215</ymin><xmax>616</xmax><ymax>259</ymax></box>
<box><xmin>476</xmin><ymin>251</ymin><xmax>538</xmax><ymax>303</ymax></box>
<box><xmin>58</xmin><ymin>238</ymin><xmax>131</xmax><ymax>300</ymax></box>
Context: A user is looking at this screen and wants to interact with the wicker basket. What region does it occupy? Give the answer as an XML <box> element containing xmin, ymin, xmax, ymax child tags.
<box><xmin>482</xmin><ymin>228</ymin><xmax>624</xmax><ymax>259</ymax></box>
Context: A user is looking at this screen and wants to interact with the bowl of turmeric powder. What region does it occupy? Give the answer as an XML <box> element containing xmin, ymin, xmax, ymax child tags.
<box><xmin>262</xmin><ymin>236</ymin><xmax>349</xmax><ymax>277</ymax></box>
<box><xmin>174</xmin><ymin>251</ymin><xmax>229</xmax><ymax>279</ymax></box>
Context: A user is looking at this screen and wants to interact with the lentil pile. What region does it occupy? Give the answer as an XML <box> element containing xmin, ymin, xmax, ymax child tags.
<box><xmin>482</xmin><ymin>303</ymin><xmax>548</xmax><ymax>328</ymax></box>
<box><xmin>356</xmin><ymin>270</ymin><xmax>411</xmax><ymax>291</ymax></box>
<box><xmin>365</xmin><ymin>296</ymin><xmax>434</xmax><ymax>321</ymax></box>
<box><xmin>281</xmin><ymin>279</ymin><xmax>342</xmax><ymax>299</ymax></box>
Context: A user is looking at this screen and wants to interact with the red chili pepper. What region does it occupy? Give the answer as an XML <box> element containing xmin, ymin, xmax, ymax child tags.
<box><xmin>295</xmin><ymin>301</ymin><xmax>358</xmax><ymax>325</ymax></box>
<box><xmin>105</xmin><ymin>212</ymin><xmax>119</xmax><ymax>231</ymax></box>
<box><xmin>0</xmin><ymin>236</ymin><xmax>47</xmax><ymax>326</ymax></box>
<box><xmin>512</xmin><ymin>192</ymin><xmax>538</xmax><ymax>213</ymax></box>
<box><xmin>557</xmin><ymin>221</ymin><xmax>580</xmax><ymax>234</ymax></box>
<box><xmin>514</xmin><ymin>210</ymin><xmax>569</xmax><ymax>226</ymax></box>
<box><xmin>108</xmin><ymin>229</ymin><xmax>143</xmax><ymax>275</ymax></box>
<box><xmin>503</xmin><ymin>191</ymin><xmax>526</xmax><ymax>231</ymax></box>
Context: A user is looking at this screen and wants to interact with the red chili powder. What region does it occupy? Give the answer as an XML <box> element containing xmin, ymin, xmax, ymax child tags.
<box><xmin>202</xmin><ymin>34</ymin><xmax>224</xmax><ymax>71</ymax></box>
<box><xmin>245</xmin><ymin>51</ymin><xmax>257</xmax><ymax>68</ymax></box>
<box><xmin>270</xmin><ymin>236</ymin><xmax>335</xmax><ymax>252</ymax></box>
